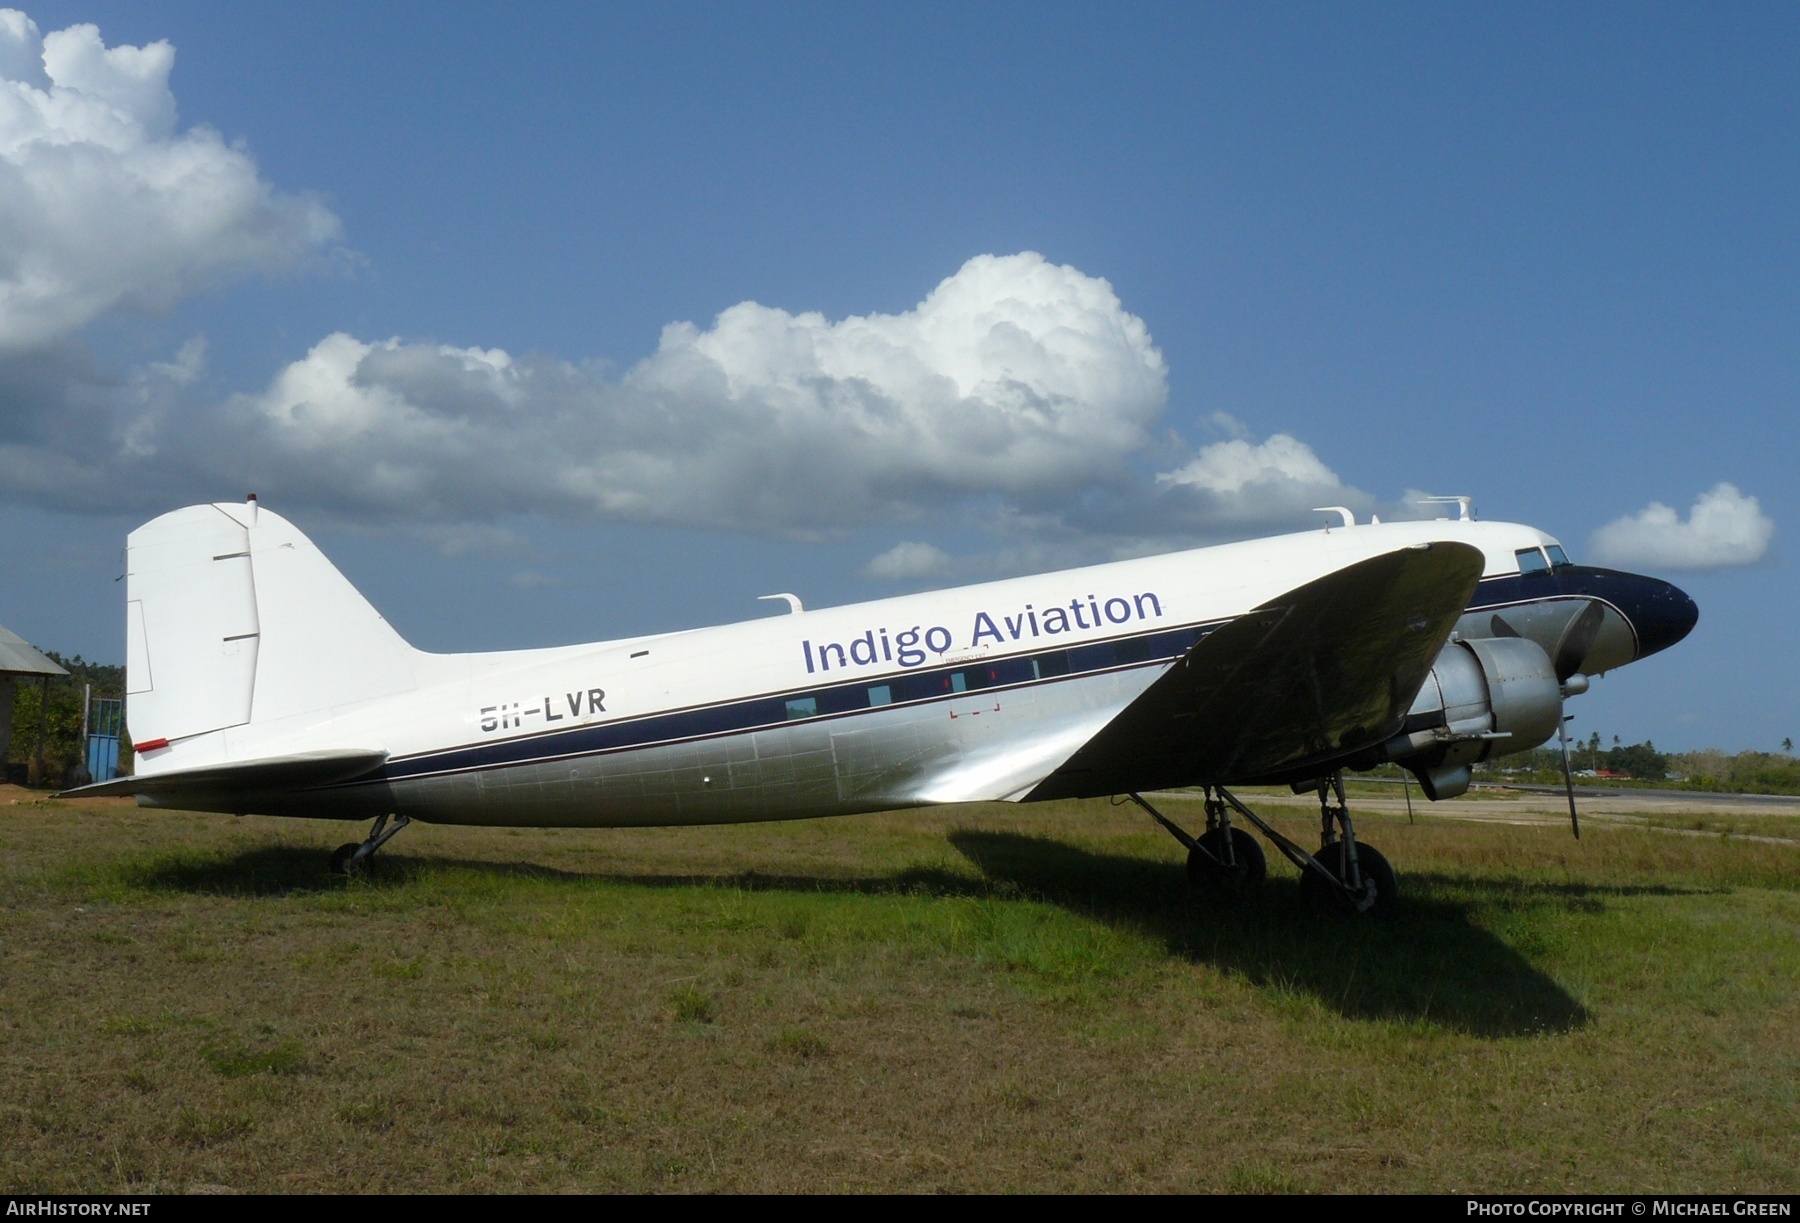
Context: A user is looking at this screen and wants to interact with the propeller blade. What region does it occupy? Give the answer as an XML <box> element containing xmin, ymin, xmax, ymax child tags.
<box><xmin>1557</xmin><ymin>714</ymin><xmax>1581</xmax><ymax>840</ymax></box>
<box><xmin>1552</xmin><ymin>599</ymin><xmax>1607</xmax><ymax>683</ymax></box>
<box><xmin>1489</xmin><ymin>613</ymin><xmax>1523</xmax><ymax>638</ymax></box>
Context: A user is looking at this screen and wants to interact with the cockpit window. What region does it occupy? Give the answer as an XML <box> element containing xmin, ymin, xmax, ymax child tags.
<box><xmin>1515</xmin><ymin>547</ymin><xmax>1551</xmax><ymax>575</ymax></box>
<box><xmin>1545</xmin><ymin>544</ymin><xmax>1571</xmax><ymax>569</ymax></box>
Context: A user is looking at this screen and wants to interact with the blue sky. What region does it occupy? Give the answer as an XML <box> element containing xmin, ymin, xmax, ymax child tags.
<box><xmin>0</xmin><ymin>2</ymin><xmax>1792</xmax><ymax>752</ymax></box>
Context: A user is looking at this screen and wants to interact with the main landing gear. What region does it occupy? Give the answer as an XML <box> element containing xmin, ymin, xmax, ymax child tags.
<box><xmin>328</xmin><ymin>813</ymin><xmax>411</xmax><ymax>877</ymax></box>
<box><xmin>1130</xmin><ymin>771</ymin><xmax>1397</xmax><ymax>916</ymax></box>
<box><xmin>1127</xmin><ymin>790</ymin><xmax>1266</xmax><ymax>890</ymax></box>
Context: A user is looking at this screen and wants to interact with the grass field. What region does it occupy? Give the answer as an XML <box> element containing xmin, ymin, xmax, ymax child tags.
<box><xmin>2</xmin><ymin>785</ymin><xmax>1796</xmax><ymax>1193</ymax></box>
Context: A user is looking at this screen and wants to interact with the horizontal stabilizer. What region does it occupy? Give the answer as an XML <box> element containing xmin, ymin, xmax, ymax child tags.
<box><xmin>1028</xmin><ymin>542</ymin><xmax>1485</xmax><ymax>800</ymax></box>
<box><xmin>57</xmin><ymin>749</ymin><xmax>388</xmax><ymax>800</ymax></box>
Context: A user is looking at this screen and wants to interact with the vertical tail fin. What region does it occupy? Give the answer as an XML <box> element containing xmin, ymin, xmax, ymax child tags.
<box><xmin>127</xmin><ymin>499</ymin><xmax>418</xmax><ymax>746</ymax></box>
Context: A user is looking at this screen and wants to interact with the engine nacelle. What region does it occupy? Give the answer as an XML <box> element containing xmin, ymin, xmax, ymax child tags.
<box><xmin>1374</xmin><ymin>636</ymin><xmax>1563</xmax><ymax>799</ymax></box>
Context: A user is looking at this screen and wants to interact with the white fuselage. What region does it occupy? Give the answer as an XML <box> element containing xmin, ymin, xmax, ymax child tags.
<box><xmin>129</xmin><ymin>514</ymin><xmax>1561</xmax><ymax>826</ymax></box>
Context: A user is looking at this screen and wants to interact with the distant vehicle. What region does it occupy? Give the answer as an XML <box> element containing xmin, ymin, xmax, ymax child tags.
<box><xmin>66</xmin><ymin>497</ymin><xmax>1696</xmax><ymax>915</ymax></box>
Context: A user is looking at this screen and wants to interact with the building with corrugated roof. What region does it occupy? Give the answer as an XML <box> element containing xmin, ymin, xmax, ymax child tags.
<box><xmin>0</xmin><ymin>622</ymin><xmax>68</xmax><ymax>780</ymax></box>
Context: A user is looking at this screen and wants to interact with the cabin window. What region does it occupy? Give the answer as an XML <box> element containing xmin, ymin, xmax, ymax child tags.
<box><xmin>948</xmin><ymin>672</ymin><xmax>967</xmax><ymax>694</ymax></box>
<box><xmin>1545</xmin><ymin>544</ymin><xmax>1571</xmax><ymax>569</ymax></box>
<box><xmin>816</xmin><ymin>686</ymin><xmax>866</xmax><ymax>715</ymax></box>
<box><xmin>785</xmin><ymin>696</ymin><xmax>817</xmax><ymax>720</ymax></box>
<box><xmin>1067</xmin><ymin>641</ymin><xmax>1117</xmax><ymax>671</ymax></box>
<box><xmin>1114</xmin><ymin>635</ymin><xmax>1158</xmax><ymax>664</ymax></box>
<box><xmin>868</xmin><ymin>685</ymin><xmax>892</xmax><ymax>706</ymax></box>
<box><xmin>989</xmin><ymin>658</ymin><xmax>1034</xmax><ymax>686</ymax></box>
<box><xmin>961</xmin><ymin>667</ymin><xmax>1001</xmax><ymax>690</ymax></box>
<box><xmin>1515</xmin><ymin>547</ymin><xmax>1551</xmax><ymax>575</ymax></box>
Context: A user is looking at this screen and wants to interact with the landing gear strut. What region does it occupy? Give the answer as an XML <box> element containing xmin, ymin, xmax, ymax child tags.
<box><xmin>1290</xmin><ymin>773</ymin><xmax>1396</xmax><ymax>917</ymax></box>
<box><xmin>329</xmin><ymin>813</ymin><xmax>411</xmax><ymax>877</ymax></box>
<box><xmin>1133</xmin><ymin>773</ymin><xmax>1397</xmax><ymax>916</ymax></box>
<box><xmin>1128</xmin><ymin>790</ymin><xmax>1266</xmax><ymax>891</ymax></box>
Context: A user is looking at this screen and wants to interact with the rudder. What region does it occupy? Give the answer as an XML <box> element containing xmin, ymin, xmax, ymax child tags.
<box><xmin>126</xmin><ymin>504</ymin><xmax>262</xmax><ymax>742</ymax></box>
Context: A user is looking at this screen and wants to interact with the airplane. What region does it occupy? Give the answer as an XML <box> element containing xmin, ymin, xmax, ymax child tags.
<box><xmin>64</xmin><ymin>494</ymin><xmax>1697</xmax><ymax>916</ymax></box>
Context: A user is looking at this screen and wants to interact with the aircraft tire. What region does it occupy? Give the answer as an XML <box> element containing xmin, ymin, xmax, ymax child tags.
<box><xmin>1187</xmin><ymin>827</ymin><xmax>1266</xmax><ymax>891</ymax></box>
<box><xmin>1299</xmin><ymin>841</ymin><xmax>1397</xmax><ymax>917</ymax></box>
<box><xmin>329</xmin><ymin>843</ymin><xmax>362</xmax><ymax>877</ymax></box>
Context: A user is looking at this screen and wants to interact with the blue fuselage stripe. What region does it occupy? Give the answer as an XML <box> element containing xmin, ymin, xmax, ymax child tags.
<box><xmin>368</xmin><ymin>619</ymin><xmax>1225</xmax><ymax>786</ymax></box>
<box><xmin>361</xmin><ymin>571</ymin><xmax>1608</xmax><ymax>789</ymax></box>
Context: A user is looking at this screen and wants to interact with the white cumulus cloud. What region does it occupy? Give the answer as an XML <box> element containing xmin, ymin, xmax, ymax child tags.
<box><xmin>49</xmin><ymin>252</ymin><xmax>1165</xmax><ymax>533</ymax></box>
<box><xmin>0</xmin><ymin>12</ymin><xmax>1366</xmax><ymax>555</ymax></box>
<box><xmin>862</xmin><ymin>541</ymin><xmax>953</xmax><ymax>581</ymax></box>
<box><xmin>0</xmin><ymin>10</ymin><xmax>339</xmax><ymax>353</ymax></box>
<box><xmin>1152</xmin><ymin>431</ymin><xmax>1371</xmax><ymax>530</ymax></box>
<box><xmin>1589</xmin><ymin>483</ymin><xmax>1774</xmax><ymax>571</ymax></box>
<box><xmin>0</xmin><ymin>13</ymin><xmax>1367</xmax><ymax>558</ymax></box>
<box><xmin>0</xmin><ymin>236</ymin><xmax>1393</xmax><ymax>561</ymax></box>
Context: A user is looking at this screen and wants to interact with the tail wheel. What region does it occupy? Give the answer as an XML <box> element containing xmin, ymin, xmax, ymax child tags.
<box><xmin>1187</xmin><ymin>827</ymin><xmax>1267</xmax><ymax>890</ymax></box>
<box><xmin>1299</xmin><ymin>840</ymin><xmax>1397</xmax><ymax>917</ymax></box>
<box><xmin>328</xmin><ymin>842</ymin><xmax>363</xmax><ymax>877</ymax></box>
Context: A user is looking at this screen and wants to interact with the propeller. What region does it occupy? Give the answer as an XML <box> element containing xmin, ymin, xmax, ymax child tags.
<box><xmin>1557</xmin><ymin>713</ymin><xmax>1581</xmax><ymax>839</ymax></box>
<box><xmin>1552</xmin><ymin>599</ymin><xmax>1606</xmax><ymax>683</ymax></box>
<box><xmin>1494</xmin><ymin>601</ymin><xmax>1602</xmax><ymax>840</ymax></box>
<box><xmin>1539</xmin><ymin>601</ymin><xmax>1604</xmax><ymax>839</ymax></box>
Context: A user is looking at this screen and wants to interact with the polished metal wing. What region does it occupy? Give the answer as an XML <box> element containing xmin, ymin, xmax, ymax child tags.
<box><xmin>1027</xmin><ymin>543</ymin><xmax>1486</xmax><ymax>800</ymax></box>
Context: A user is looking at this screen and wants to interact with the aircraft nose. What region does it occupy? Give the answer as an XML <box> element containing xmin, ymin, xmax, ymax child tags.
<box><xmin>1622</xmin><ymin>575</ymin><xmax>1699</xmax><ymax>660</ymax></box>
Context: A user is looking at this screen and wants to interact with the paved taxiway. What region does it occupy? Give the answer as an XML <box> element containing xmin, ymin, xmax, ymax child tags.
<box><xmin>1150</xmin><ymin>783</ymin><xmax>1800</xmax><ymax>845</ymax></box>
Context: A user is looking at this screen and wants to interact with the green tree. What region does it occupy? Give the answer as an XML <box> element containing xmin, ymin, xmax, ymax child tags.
<box><xmin>6</xmin><ymin>653</ymin><xmax>126</xmax><ymax>787</ymax></box>
<box><xmin>1603</xmin><ymin>740</ymin><xmax>1668</xmax><ymax>781</ymax></box>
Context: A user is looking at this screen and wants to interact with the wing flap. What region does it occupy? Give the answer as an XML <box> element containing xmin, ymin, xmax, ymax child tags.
<box><xmin>58</xmin><ymin>749</ymin><xmax>388</xmax><ymax>800</ymax></box>
<box><xmin>1028</xmin><ymin>542</ymin><xmax>1484</xmax><ymax>800</ymax></box>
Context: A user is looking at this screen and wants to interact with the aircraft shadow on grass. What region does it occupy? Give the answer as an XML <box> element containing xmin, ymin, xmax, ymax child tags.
<box><xmin>120</xmin><ymin>844</ymin><xmax>985</xmax><ymax>901</ymax></box>
<box><xmin>946</xmin><ymin>831</ymin><xmax>1603</xmax><ymax>1038</ymax></box>
<box><xmin>127</xmin><ymin>834</ymin><xmax>1698</xmax><ymax>1038</ymax></box>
